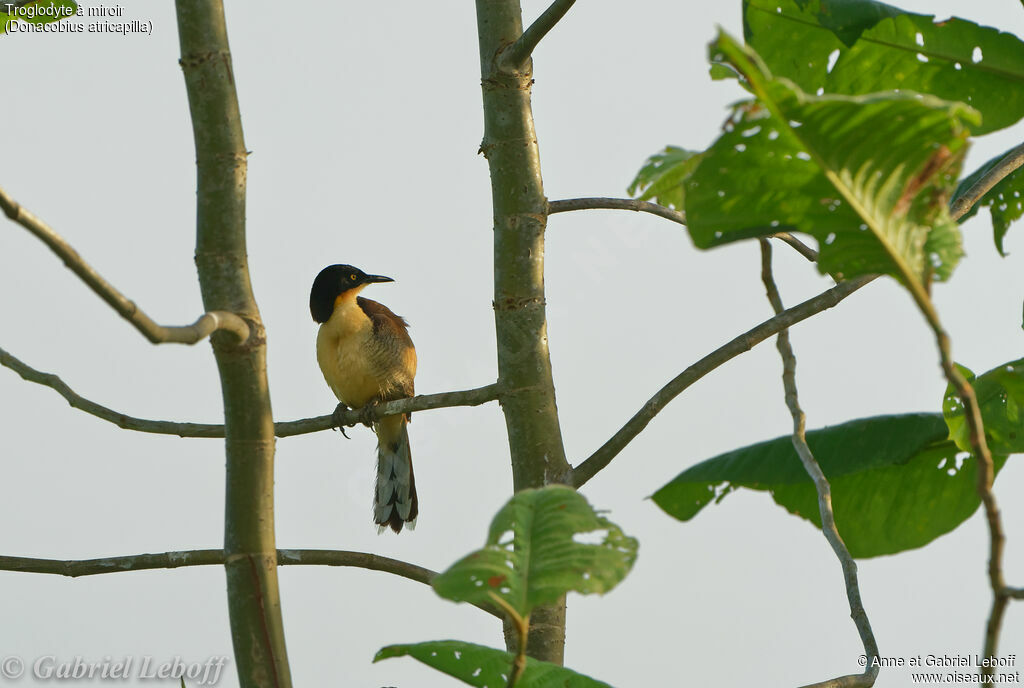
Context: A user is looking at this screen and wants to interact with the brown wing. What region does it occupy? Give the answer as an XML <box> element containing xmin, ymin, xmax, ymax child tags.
<box><xmin>357</xmin><ymin>296</ymin><xmax>416</xmax><ymax>401</ymax></box>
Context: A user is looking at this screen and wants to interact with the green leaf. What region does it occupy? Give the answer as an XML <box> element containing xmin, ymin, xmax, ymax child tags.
<box><xmin>627</xmin><ymin>146</ymin><xmax>702</xmax><ymax>211</ymax></box>
<box><xmin>952</xmin><ymin>149</ymin><xmax>1024</xmax><ymax>255</ymax></box>
<box><xmin>1</xmin><ymin>1</ymin><xmax>77</xmax><ymax>33</ymax></box>
<box><xmin>652</xmin><ymin>414</ymin><xmax>1008</xmax><ymax>558</ymax></box>
<box><xmin>375</xmin><ymin>640</ymin><xmax>612</xmax><ymax>688</ymax></box>
<box><xmin>944</xmin><ymin>358</ymin><xmax>1024</xmax><ymax>455</ymax></box>
<box><xmin>686</xmin><ymin>32</ymin><xmax>976</xmax><ymax>285</ymax></box>
<box><xmin>744</xmin><ymin>0</ymin><xmax>1024</xmax><ymax>135</ymax></box>
<box><xmin>431</xmin><ymin>486</ymin><xmax>637</xmax><ymax>618</ymax></box>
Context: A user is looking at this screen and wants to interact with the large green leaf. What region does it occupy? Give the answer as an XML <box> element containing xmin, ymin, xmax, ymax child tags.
<box><xmin>375</xmin><ymin>641</ymin><xmax>612</xmax><ymax>688</ymax></box>
<box><xmin>431</xmin><ymin>486</ymin><xmax>637</xmax><ymax>618</ymax></box>
<box><xmin>627</xmin><ymin>146</ymin><xmax>702</xmax><ymax>211</ymax></box>
<box><xmin>652</xmin><ymin>414</ymin><xmax>1009</xmax><ymax>558</ymax></box>
<box><xmin>952</xmin><ymin>149</ymin><xmax>1024</xmax><ymax>256</ymax></box>
<box><xmin>685</xmin><ymin>32</ymin><xmax>976</xmax><ymax>285</ymax></box>
<box><xmin>944</xmin><ymin>359</ymin><xmax>1024</xmax><ymax>455</ymax></box>
<box><xmin>744</xmin><ymin>0</ymin><xmax>1024</xmax><ymax>135</ymax></box>
<box><xmin>1</xmin><ymin>0</ymin><xmax>77</xmax><ymax>33</ymax></box>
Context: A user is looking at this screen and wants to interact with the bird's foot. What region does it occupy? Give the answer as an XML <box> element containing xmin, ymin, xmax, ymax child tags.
<box><xmin>332</xmin><ymin>403</ymin><xmax>354</xmax><ymax>439</ymax></box>
<box><xmin>359</xmin><ymin>400</ymin><xmax>379</xmax><ymax>428</ymax></box>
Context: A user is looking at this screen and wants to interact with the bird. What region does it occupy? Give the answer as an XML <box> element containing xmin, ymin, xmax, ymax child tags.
<box><xmin>310</xmin><ymin>264</ymin><xmax>418</xmax><ymax>533</ymax></box>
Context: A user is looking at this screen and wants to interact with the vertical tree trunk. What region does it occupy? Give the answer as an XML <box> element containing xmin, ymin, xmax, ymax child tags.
<box><xmin>474</xmin><ymin>0</ymin><xmax>572</xmax><ymax>665</ymax></box>
<box><xmin>174</xmin><ymin>4</ymin><xmax>292</xmax><ymax>686</ymax></box>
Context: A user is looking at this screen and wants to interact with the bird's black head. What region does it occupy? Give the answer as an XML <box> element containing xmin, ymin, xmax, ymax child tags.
<box><xmin>310</xmin><ymin>264</ymin><xmax>394</xmax><ymax>323</ymax></box>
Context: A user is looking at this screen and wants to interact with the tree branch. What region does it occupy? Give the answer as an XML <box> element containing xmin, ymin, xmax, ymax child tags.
<box><xmin>0</xmin><ymin>186</ymin><xmax>250</xmax><ymax>344</ymax></box>
<box><xmin>0</xmin><ymin>549</ymin><xmax>498</xmax><ymax>619</ymax></box>
<box><xmin>571</xmin><ymin>274</ymin><xmax>876</xmax><ymax>487</ymax></box>
<box><xmin>547</xmin><ymin>197</ymin><xmax>686</xmax><ymax>226</ymax></box>
<box><xmin>0</xmin><ymin>345</ymin><xmax>502</xmax><ymax>438</ymax></box>
<box><xmin>906</xmin><ymin>291</ymin><xmax>1010</xmax><ymax>674</ymax></box>
<box><xmin>760</xmin><ymin>240</ymin><xmax>878</xmax><ymax>688</ymax></box>
<box><xmin>771</xmin><ymin>232</ymin><xmax>819</xmax><ymax>262</ymax></box>
<box><xmin>499</xmin><ymin>0</ymin><xmax>577</xmax><ymax>70</ymax></box>
<box><xmin>950</xmin><ymin>142</ymin><xmax>1024</xmax><ymax>221</ymax></box>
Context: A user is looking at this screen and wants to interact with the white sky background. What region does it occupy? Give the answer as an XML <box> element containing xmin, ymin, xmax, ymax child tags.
<box><xmin>2</xmin><ymin>1</ymin><xmax>1022</xmax><ymax>686</ymax></box>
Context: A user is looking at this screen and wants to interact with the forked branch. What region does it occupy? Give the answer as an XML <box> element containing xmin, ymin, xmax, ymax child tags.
<box><xmin>500</xmin><ymin>0</ymin><xmax>577</xmax><ymax>70</ymax></box>
<box><xmin>0</xmin><ymin>186</ymin><xmax>249</xmax><ymax>345</ymax></box>
<box><xmin>760</xmin><ymin>240</ymin><xmax>878</xmax><ymax>688</ymax></box>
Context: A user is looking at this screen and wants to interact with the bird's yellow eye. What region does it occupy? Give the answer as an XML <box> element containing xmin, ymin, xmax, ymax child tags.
<box><xmin>350</xmin><ymin>274</ymin><xmax>357</xmax><ymax>281</ymax></box>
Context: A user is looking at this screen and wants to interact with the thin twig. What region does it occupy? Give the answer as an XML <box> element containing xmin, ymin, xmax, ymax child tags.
<box><xmin>547</xmin><ymin>197</ymin><xmax>686</xmax><ymax>226</ymax></box>
<box><xmin>760</xmin><ymin>240</ymin><xmax>878</xmax><ymax>688</ymax></box>
<box><xmin>950</xmin><ymin>142</ymin><xmax>1024</xmax><ymax>221</ymax></box>
<box><xmin>0</xmin><ymin>549</ymin><xmax>499</xmax><ymax>619</ymax></box>
<box><xmin>571</xmin><ymin>274</ymin><xmax>876</xmax><ymax>487</ymax></box>
<box><xmin>905</xmin><ymin>289</ymin><xmax>1009</xmax><ymax>674</ymax></box>
<box><xmin>546</xmin><ymin>199</ymin><xmax>824</xmax><ymax>265</ymax></box>
<box><xmin>772</xmin><ymin>232</ymin><xmax>819</xmax><ymax>262</ymax></box>
<box><xmin>499</xmin><ymin>0</ymin><xmax>577</xmax><ymax>70</ymax></box>
<box><xmin>0</xmin><ymin>346</ymin><xmax>501</xmax><ymax>438</ymax></box>
<box><xmin>0</xmin><ymin>185</ymin><xmax>249</xmax><ymax>344</ymax></box>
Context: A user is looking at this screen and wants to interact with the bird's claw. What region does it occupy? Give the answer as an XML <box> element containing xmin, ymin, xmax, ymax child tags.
<box><xmin>332</xmin><ymin>401</ymin><xmax>379</xmax><ymax>437</ymax></box>
<box><xmin>359</xmin><ymin>400</ymin><xmax>379</xmax><ymax>428</ymax></box>
<box><xmin>332</xmin><ymin>403</ymin><xmax>353</xmax><ymax>439</ymax></box>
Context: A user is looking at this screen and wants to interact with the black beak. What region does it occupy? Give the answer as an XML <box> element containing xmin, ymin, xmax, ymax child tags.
<box><xmin>363</xmin><ymin>274</ymin><xmax>394</xmax><ymax>284</ymax></box>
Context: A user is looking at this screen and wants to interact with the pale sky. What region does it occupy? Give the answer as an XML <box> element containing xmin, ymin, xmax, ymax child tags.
<box><xmin>2</xmin><ymin>2</ymin><xmax>1022</xmax><ymax>687</ymax></box>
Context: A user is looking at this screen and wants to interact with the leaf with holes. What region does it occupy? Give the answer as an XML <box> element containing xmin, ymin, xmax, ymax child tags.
<box><xmin>375</xmin><ymin>640</ymin><xmax>612</xmax><ymax>688</ymax></box>
<box><xmin>0</xmin><ymin>0</ymin><xmax>77</xmax><ymax>33</ymax></box>
<box><xmin>430</xmin><ymin>486</ymin><xmax>637</xmax><ymax>618</ymax></box>
<box><xmin>627</xmin><ymin>146</ymin><xmax>703</xmax><ymax>211</ymax></box>
<box><xmin>944</xmin><ymin>359</ymin><xmax>1024</xmax><ymax>455</ymax></box>
<box><xmin>953</xmin><ymin>149</ymin><xmax>1024</xmax><ymax>256</ymax></box>
<box><xmin>652</xmin><ymin>413</ymin><xmax>1008</xmax><ymax>558</ymax></box>
<box><xmin>744</xmin><ymin>0</ymin><xmax>1024</xmax><ymax>135</ymax></box>
<box><xmin>686</xmin><ymin>31</ymin><xmax>977</xmax><ymax>285</ymax></box>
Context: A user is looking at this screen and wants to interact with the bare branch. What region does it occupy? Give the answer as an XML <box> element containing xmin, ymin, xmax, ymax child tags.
<box><xmin>546</xmin><ymin>200</ymin><xmax>826</xmax><ymax>266</ymax></box>
<box><xmin>571</xmin><ymin>273</ymin><xmax>876</xmax><ymax>487</ymax></box>
<box><xmin>0</xmin><ymin>549</ymin><xmax>433</xmax><ymax>583</ymax></box>
<box><xmin>760</xmin><ymin>240</ymin><xmax>878</xmax><ymax>688</ymax></box>
<box><xmin>894</xmin><ymin>262</ymin><xmax>1011</xmax><ymax>674</ymax></box>
<box><xmin>499</xmin><ymin>0</ymin><xmax>577</xmax><ymax>70</ymax></box>
<box><xmin>950</xmin><ymin>142</ymin><xmax>1024</xmax><ymax>221</ymax></box>
<box><xmin>0</xmin><ymin>345</ymin><xmax>502</xmax><ymax>438</ymax></box>
<box><xmin>547</xmin><ymin>197</ymin><xmax>686</xmax><ymax>226</ymax></box>
<box><xmin>1007</xmin><ymin>587</ymin><xmax>1024</xmax><ymax>600</ymax></box>
<box><xmin>0</xmin><ymin>549</ymin><xmax>501</xmax><ymax>619</ymax></box>
<box><xmin>0</xmin><ymin>185</ymin><xmax>249</xmax><ymax>344</ymax></box>
<box><xmin>771</xmin><ymin>232</ymin><xmax>819</xmax><ymax>262</ymax></box>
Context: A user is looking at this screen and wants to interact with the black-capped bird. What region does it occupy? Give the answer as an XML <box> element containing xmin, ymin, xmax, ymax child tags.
<box><xmin>310</xmin><ymin>265</ymin><xmax>418</xmax><ymax>533</ymax></box>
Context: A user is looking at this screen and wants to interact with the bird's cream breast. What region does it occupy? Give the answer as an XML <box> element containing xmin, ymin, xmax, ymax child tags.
<box><xmin>315</xmin><ymin>298</ymin><xmax>383</xmax><ymax>408</ymax></box>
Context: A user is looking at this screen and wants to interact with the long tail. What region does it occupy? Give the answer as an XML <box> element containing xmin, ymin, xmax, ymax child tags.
<box><xmin>373</xmin><ymin>414</ymin><xmax>417</xmax><ymax>533</ymax></box>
